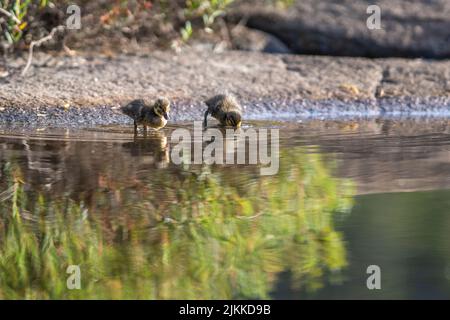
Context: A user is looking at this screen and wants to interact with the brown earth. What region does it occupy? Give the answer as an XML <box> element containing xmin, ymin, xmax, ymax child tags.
<box><xmin>0</xmin><ymin>48</ymin><xmax>449</xmax><ymax>125</ymax></box>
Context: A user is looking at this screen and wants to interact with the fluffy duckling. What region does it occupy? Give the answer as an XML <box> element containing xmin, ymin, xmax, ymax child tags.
<box><xmin>121</xmin><ymin>97</ymin><xmax>170</xmax><ymax>133</ymax></box>
<box><xmin>203</xmin><ymin>94</ymin><xmax>242</xmax><ymax>128</ymax></box>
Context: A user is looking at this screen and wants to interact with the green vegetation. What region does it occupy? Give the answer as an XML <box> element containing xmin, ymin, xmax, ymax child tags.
<box><xmin>271</xmin><ymin>0</ymin><xmax>295</xmax><ymax>8</ymax></box>
<box><xmin>0</xmin><ymin>147</ymin><xmax>354</xmax><ymax>299</ymax></box>
<box><xmin>0</xmin><ymin>0</ymin><xmax>236</xmax><ymax>47</ymax></box>
<box><xmin>186</xmin><ymin>0</ymin><xmax>234</xmax><ymax>29</ymax></box>
<box><xmin>0</xmin><ymin>0</ymin><xmax>50</xmax><ymax>45</ymax></box>
<box><xmin>0</xmin><ymin>0</ymin><xmax>296</xmax><ymax>52</ymax></box>
<box><xmin>180</xmin><ymin>20</ymin><xmax>193</xmax><ymax>41</ymax></box>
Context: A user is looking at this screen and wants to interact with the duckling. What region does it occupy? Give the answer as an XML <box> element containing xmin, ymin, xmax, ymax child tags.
<box><xmin>203</xmin><ymin>94</ymin><xmax>242</xmax><ymax>128</ymax></box>
<box><xmin>121</xmin><ymin>97</ymin><xmax>170</xmax><ymax>134</ymax></box>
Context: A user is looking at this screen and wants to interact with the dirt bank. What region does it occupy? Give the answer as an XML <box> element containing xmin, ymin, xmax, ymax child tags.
<box><xmin>1</xmin><ymin>49</ymin><xmax>450</xmax><ymax>126</ymax></box>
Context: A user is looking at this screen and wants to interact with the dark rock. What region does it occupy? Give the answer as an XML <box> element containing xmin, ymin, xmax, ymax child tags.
<box><xmin>231</xmin><ymin>26</ymin><xmax>291</xmax><ymax>54</ymax></box>
<box><xmin>229</xmin><ymin>0</ymin><xmax>450</xmax><ymax>59</ymax></box>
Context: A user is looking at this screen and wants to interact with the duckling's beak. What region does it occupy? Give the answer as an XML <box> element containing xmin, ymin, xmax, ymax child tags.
<box><xmin>163</xmin><ymin>112</ymin><xmax>169</xmax><ymax>120</ymax></box>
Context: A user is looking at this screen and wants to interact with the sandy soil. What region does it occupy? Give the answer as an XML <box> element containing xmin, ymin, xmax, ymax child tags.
<box><xmin>0</xmin><ymin>49</ymin><xmax>449</xmax><ymax>126</ymax></box>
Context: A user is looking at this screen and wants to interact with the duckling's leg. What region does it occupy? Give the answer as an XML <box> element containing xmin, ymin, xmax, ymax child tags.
<box><xmin>203</xmin><ymin>110</ymin><xmax>209</xmax><ymax>128</ymax></box>
<box><xmin>133</xmin><ymin>121</ymin><xmax>138</xmax><ymax>135</ymax></box>
<box><xmin>143</xmin><ymin>124</ymin><xmax>148</xmax><ymax>136</ymax></box>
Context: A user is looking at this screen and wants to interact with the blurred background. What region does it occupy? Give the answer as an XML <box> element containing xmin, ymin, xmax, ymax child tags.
<box><xmin>1</xmin><ymin>0</ymin><xmax>449</xmax><ymax>58</ymax></box>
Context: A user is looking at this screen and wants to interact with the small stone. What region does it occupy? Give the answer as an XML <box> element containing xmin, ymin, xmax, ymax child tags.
<box><xmin>339</xmin><ymin>84</ymin><xmax>360</xmax><ymax>95</ymax></box>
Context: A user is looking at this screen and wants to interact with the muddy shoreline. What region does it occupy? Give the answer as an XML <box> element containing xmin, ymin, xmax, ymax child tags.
<box><xmin>1</xmin><ymin>50</ymin><xmax>450</xmax><ymax>126</ymax></box>
<box><xmin>0</xmin><ymin>98</ymin><xmax>450</xmax><ymax>128</ymax></box>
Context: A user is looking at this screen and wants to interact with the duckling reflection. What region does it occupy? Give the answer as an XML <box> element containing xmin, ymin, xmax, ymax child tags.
<box><xmin>201</xmin><ymin>126</ymin><xmax>258</xmax><ymax>166</ymax></box>
<box><xmin>122</xmin><ymin>130</ymin><xmax>169</xmax><ymax>169</ymax></box>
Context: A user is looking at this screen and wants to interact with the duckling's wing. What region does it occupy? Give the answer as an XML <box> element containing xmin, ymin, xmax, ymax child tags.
<box><xmin>121</xmin><ymin>99</ymin><xmax>145</xmax><ymax>117</ymax></box>
<box><xmin>222</xmin><ymin>95</ymin><xmax>241</xmax><ymax>112</ymax></box>
<box><xmin>204</xmin><ymin>94</ymin><xmax>225</xmax><ymax>109</ymax></box>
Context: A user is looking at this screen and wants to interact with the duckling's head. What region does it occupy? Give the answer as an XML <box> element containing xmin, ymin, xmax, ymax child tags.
<box><xmin>153</xmin><ymin>97</ymin><xmax>171</xmax><ymax>120</ymax></box>
<box><xmin>222</xmin><ymin>111</ymin><xmax>242</xmax><ymax>127</ymax></box>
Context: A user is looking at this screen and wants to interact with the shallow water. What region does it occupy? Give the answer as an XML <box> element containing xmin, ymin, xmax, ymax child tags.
<box><xmin>0</xmin><ymin>119</ymin><xmax>449</xmax><ymax>299</ymax></box>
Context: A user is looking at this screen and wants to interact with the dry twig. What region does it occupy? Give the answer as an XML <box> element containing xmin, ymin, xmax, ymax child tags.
<box><xmin>21</xmin><ymin>25</ymin><xmax>65</xmax><ymax>76</ymax></box>
<box><xmin>0</xmin><ymin>7</ymin><xmax>21</xmax><ymax>24</ymax></box>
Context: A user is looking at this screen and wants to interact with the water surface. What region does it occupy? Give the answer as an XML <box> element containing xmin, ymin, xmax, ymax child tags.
<box><xmin>0</xmin><ymin>119</ymin><xmax>449</xmax><ymax>299</ymax></box>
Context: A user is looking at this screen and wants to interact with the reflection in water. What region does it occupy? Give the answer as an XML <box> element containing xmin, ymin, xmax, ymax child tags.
<box><xmin>122</xmin><ymin>131</ymin><xmax>170</xmax><ymax>169</ymax></box>
<box><xmin>0</xmin><ymin>124</ymin><xmax>353</xmax><ymax>299</ymax></box>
